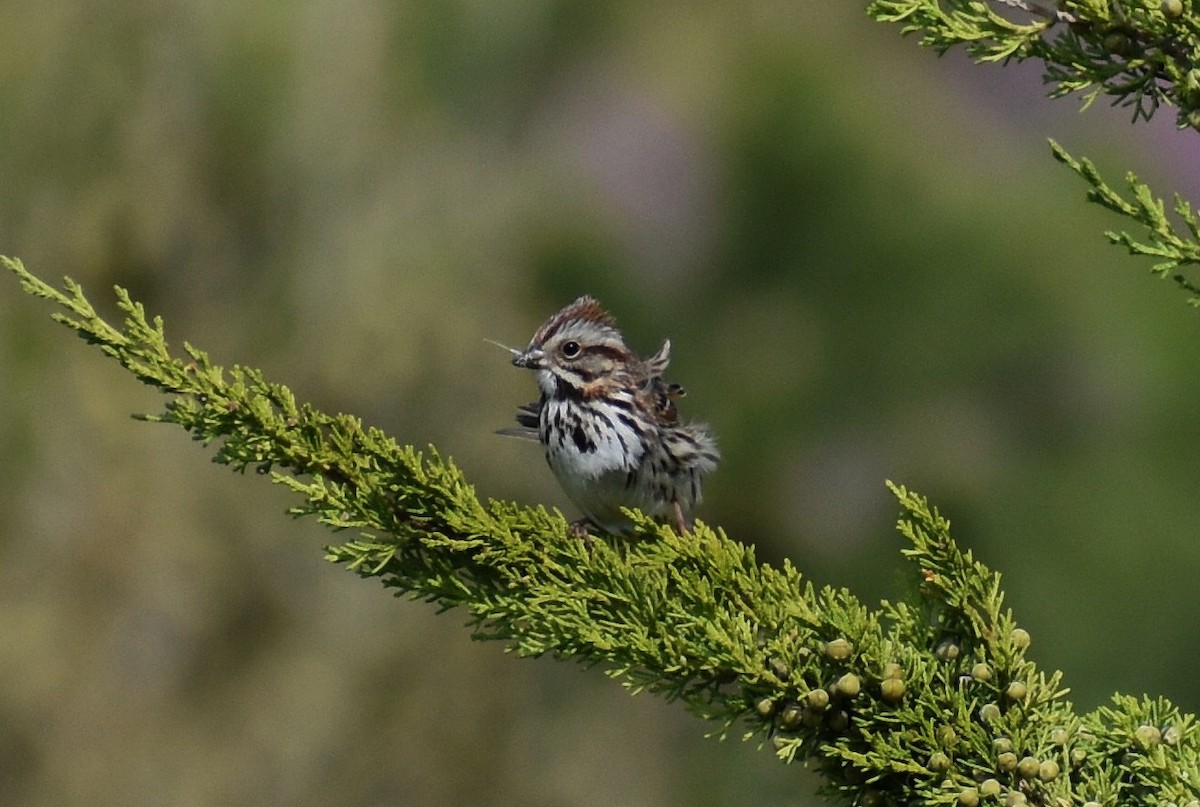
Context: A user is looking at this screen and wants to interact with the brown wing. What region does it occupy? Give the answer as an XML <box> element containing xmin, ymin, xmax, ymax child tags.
<box><xmin>650</xmin><ymin>377</ymin><xmax>685</xmax><ymax>424</ymax></box>
<box><xmin>631</xmin><ymin>339</ymin><xmax>686</xmax><ymax>425</ymax></box>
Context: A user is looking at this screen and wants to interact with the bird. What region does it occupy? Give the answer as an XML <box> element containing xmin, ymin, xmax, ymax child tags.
<box><xmin>497</xmin><ymin>295</ymin><xmax>718</xmax><ymax>535</ymax></box>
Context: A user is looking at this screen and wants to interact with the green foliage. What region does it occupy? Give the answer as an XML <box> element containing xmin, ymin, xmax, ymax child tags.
<box><xmin>1050</xmin><ymin>139</ymin><xmax>1200</xmax><ymax>301</ymax></box>
<box><xmin>8</xmin><ymin>254</ymin><xmax>1200</xmax><ymax>804</ymax></box>
<box><xmin>866</xmin><ymin>0</ymin><xmax>1053</xmax><ymax>64</ymax></box>
<box><xmin>866</xmin><ymin>0</ymin><xmax>1200</xmax><ymax>124</ymax></box>
<box><xmin>869</xmin><ymin>0</ymin><xmax>1200</xmax><ymax>309</ymax></box>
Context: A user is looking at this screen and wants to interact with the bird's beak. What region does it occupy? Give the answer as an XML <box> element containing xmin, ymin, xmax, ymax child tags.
<box><xmin>512</xmin><ymin>347</ymin><xmax>545</xmax><ymax>369</ymax></box>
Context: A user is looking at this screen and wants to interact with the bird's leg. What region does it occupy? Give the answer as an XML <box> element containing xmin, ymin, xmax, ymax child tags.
<box><xmin>673</xmin><ymin>501</ymin><xmax>690</xmax><ymax>535</ymax></box>
<box><xmin>568</xmin><ymin>518</ymin><xmax>595</xmax><ymax>542</ymax></box>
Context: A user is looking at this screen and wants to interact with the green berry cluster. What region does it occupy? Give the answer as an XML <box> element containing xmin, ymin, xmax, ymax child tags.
<box><xmin>760</xmin><ymin>638</ymin><xmax>880</xmax><ymax>748</ymax></box>
<box><xmin>919</xmin><ymin>628</ymin><xmax>1074</xmax><ymax>806</ymax></box>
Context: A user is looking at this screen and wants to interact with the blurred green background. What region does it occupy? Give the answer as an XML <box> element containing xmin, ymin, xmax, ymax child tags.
<box><xmin>3</xmin><ymin>2</ymin><xmax>1200</xmax><ymax>805</ymax></box>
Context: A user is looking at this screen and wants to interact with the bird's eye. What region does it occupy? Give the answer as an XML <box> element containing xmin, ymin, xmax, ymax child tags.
<box><xmin>561</xmin><ymin>341</ymin><xmax>581</xmax><ymax>358</ymax></box>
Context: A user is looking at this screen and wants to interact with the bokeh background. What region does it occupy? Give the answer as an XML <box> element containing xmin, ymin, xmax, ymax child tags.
<box><xmin>3</xmin><ymin>2</ymin><xmax>1200</xmax><ymax>805</ymax></box>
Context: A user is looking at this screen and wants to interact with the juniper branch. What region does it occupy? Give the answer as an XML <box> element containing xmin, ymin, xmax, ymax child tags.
<box><xmin>1049</xmin><ymin>139</ymin><xmax>1200</xmax><ymax>303</ymax></box>
<box><xmin>866</xmin><ymin>0</ymin><xmax>1200</xmax><ymax>127</ymax></box>
<box><xmin>869</xmin><ymin>2</ymin><xmax>1200</xmax><ymax>309</ymax></box>
<box><xmin>7</xmin><ymin>255</ymin><xmax>1200</xmax><ymax>805</ymax></box>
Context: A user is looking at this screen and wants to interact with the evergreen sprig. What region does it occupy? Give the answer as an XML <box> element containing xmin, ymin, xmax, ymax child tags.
<box><xmin>1050</xmin><ymin>139</ymin><xmax>1200</xmax><ymax>302</ymax></box>
<box><xmin>869</xmin><ymin>2</ymin><xmax>1200</xmax><ymax>311</ymax></box>
<box><xmin>7</xmin><ymin>254</ymin><xmax>1200</xmax><ymax>804</ymax></box>
<box><xmin>866</xmin><ymin>0</ymin><xmax>1200</xmax><ymax>127</ymax></box>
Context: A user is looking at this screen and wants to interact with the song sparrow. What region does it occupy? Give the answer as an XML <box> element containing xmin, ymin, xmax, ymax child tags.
<box><xmin>499</xmin><ymin>295</ymin><xmax>719</xmax><ymax>535</ymax></box>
